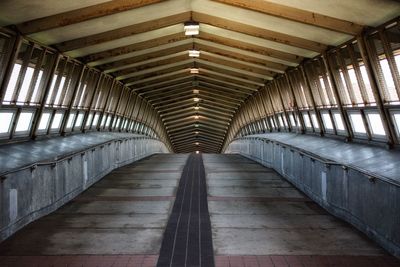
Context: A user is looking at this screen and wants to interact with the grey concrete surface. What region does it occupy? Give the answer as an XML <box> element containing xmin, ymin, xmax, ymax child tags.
<box><xmin>0</xmin><ymin>133</ymin><xmax>169</xmax><ymax>242</ymax></box>
<box><xmin>250</xmin><ymin>132</ymin><xmax>400</xmax><ymax>185</ymax></box>
<box><xmin>0</xmin><ymin>154</ymin><xmax>188</xmax><ymax>255</ymax></box>
<box><xmin>226</xmin><ymin>137</ymin><xmax>400</xmax><ymax>257</ymax></box>
<box><xmin>204</xmin><ymin>154</ymin><xmax>386</xmax><ymax>256</ymax></box>
<box><xmin>0</xmin><ymin>132</ymin><xmax>152</xmax><ymax>175</ymax></box>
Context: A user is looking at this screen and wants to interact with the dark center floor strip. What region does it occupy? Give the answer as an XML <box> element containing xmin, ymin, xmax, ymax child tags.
<box><xmin>157</xmin><ymin>154</ymin><xmax>214</xmax><ymax>267</ymax></box>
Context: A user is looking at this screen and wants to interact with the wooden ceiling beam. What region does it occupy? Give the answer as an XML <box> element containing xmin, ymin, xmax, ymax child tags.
<box><xmin>193</xmin><ymin>11</ymin><xmax>327</xmax><ymax>52</ymax></box>
<box><xmin>116</xmin><ymin>56</ymin><xmax>190</xmax><ymax>80</ymax></box>
<box><xmin>15</xmin><ymin>0</ymin><xmax>165</xmax><ymax>35</ymax></box>
<box><xmin>55</xmin><ymin>11</ymin><xmax>191</xmax><ymax>52</ymax></box>
<box><xmin>212</xmin><ymin>0</ymin><xmax>363</xmax><ymax>35</ymax></box>
<box><xmin>199</xmin><ymin>53</ymin><xmax>278</xmax><ymax>76</ymax></box>
<box><xmin>197</xmin><ymin>62</ymin><xmax>268</xmax><ymax>83</ymax></box>
<box><xmin>152</xmin><ymin>94</ymin><xmax>240</xmax><ymax>110</ymax></box>
<box><xmin>135</xmin><ymin>76</ymin><xmax>193</xmax><ymax>93</ymax></box>
<box><xmin>195</xmin><ymin>42</ymin><xmax>289</xmax><ymax>70</ymax></box>
<box><xmin>172</xmin><ymin>137</ymin><xmax>223</xmax><ymax>147</ymax></box>
<box><xmin>156</xmin><ymin>98</ymin><xmax>236</xmax><ymax>114</ymax></box>
<box><xmin>87</xmin><ymin>36</ymin><xmax>191</xmax><ymax>66</ymax></box>
<box><xmin>170</xmin><ymin>131</ymin><xmax>225</xmax><ymax>141</ymax></box>
<box><xmin>126</xmin><ymin>70</ymin><xmax>189</xmax><ymax>87</ymax></box>
<box><xmin>159</xmin><ymin>103</ymin><xmax>235</xmax><ymax>118</ymax></box>
<box><xmin>198</xmin><ymin>32</ymin><xmax>303</xmax><ymax>63</ymax></box>
<box><xmin>198</xmin><ymin>81</ymin><xmax>251</xmax><ymax>96</ymax></box>
<box><xmin>122</xmin><ymin>63</ymin><xmax>192</xmax><ymax>84</ymax></box>
<box><xmin>167</xmin><ymin>121</ymin><xmax>228</xmax><ymax>133</ymax></box>
<box><xmin>163</xmin><ymin>110</ymin><xmax>232</xmax><ymax>123</ymax></box>
<box><xmin>169</xmin><ymin>130</ymin><xmax>226</xmax><ymax>142</ymax></box>
<box><xmin>142</xmin><ymin>83</ymin><xmax>194</xmax><ymax>98</ymax></box>
<box><xmin>175</xmin><ymin>143</ymin><xmax>220</xmax><ymax>152</ymax></box>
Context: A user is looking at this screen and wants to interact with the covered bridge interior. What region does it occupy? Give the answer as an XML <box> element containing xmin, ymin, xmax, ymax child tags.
<box><xmin>0</xmin><ymin>0</ymin><xmax>400</xmax><ymax>266</ymax></box>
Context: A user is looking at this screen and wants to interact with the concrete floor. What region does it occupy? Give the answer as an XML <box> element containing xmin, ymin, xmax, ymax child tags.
<box><xmin>203</xmin><ymin>154</ymin><xmax>386</xmax><ymax>256</ymax></box>
<box><xmin>0</xmin><ymin>153</ymin><xmax>399</xmax><ymax>267</ymax></box>
<box><xmin>0</xmin><ymin>154</ymin><xmax>188</xmax><ymax>256</ymax></box>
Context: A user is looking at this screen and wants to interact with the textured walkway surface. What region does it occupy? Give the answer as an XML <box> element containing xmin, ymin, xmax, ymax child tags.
<box><xmin>157</xmin><ymin>154</ymin><xmax>214</xmax><ymax>267</ymax></box>
<box><xmin>0</xmin><ymin>154</ymin><xmax>188</xmax><ymax>267</ymax></box>
<box><xmin>0</xmin><ymin>153</ymin><xmax>400</xmax><ymax>267</ymax></box>
<box><xmin>203</xmin><ymin>154</ymin><xmax>400</xmax><ymax>267</ymax></box>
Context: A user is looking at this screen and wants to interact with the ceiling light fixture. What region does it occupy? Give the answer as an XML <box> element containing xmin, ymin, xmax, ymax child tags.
<box><xmin>184</xmin><ymin>21</ymin><xmax>200</xmax><ymax>36</ymax></box>
<box><xmin>190</xmin><ymin>68</ymin><xmax>199</xmax><ymax>74</ymax></box>
<box><xmin>194</xmin><ymin>106</ymin><xmax>200</xmax><ymax>110</ymax></box>
<box><xmin>193</xmin><ymin>89</ymin><xmax>199</xmax><ymax>94</ymax></box>
<box><xmin>188</xmin><ymin>49</ymin><xmax>200</xmax><ymax>57</ymax></box>
<box><xmin>195</xmin><ymin>142</ymin><xmax>200</xmax><ymax>145</ymax></box>
<box><xmin>194</xmin><ymin>115</ymin><xmax>199</xmax><ymax>119</ymax></box>
<box><xmin>193</xmin><ymin>97</ymin><xmax>200</xmax><ymax>102</ymax></box>
<box><xmin>196</xmin><ymin>151</ymin><xmax>200</xmax><ymax>154</ymax></box>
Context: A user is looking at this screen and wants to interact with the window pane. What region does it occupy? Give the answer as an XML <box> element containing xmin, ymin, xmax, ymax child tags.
<box><xmin>75</xmin><ymin>113</ymin><xmax>84</xmax><ymax>127</ymax></box>
<box><xmin>100</xmin><ymin>114</ymin><xmax>107</xmax><ymax>127</ymax></box>
<box><xmin>106</xmin><ymin>115</ymin><xmax>112</xmax><ymax>127</ymax></box>
<box><xmin>277</xmin><ymin>115</ymin><xmax>283</xmax><ymax>127</ymax></box>
<box><xmin>349</xmin><ymin>113</ymin><xmax>366</xmax><ymax>134</ymax></box>
<box><xmin>86</xmin><ymin>113</ymin><xmax>93</xmax><ymax>127</ymax></box>
<box><xmin>0</xmin><ymin>112</ymin><xmax>14</xmax><ymax>133</ymax></box>
<box><xmin>303</xmin><ymin>113</ymin><xmax>311</xmax><ymax>128</ymax></box>
<box><xmin>66</xmin><ymin>113</ymin><xmax>75</xmax><ymax>128</ymax></box>
<box><xmin>38</xmin><ymin>112</ymin><xmax>51</xmax><ymax>130</ymax></box>
<box><xmin>51</xmin><ymin>113</ymin><xmax>63</xmax><ymax>129</ymax></box>
<box><xmin>380</xmin><ymin>58</ymin><xmax>398</xmax><ymax>101</ymax></box>
<box><xmin>393</xmin><ymin>113</ymin><xmax>400</xmax><ymax>137</ymax></box>
<box><xmin>367</xmin><ymin>113</ymin><xmax>386</xmax><ymax>136</ymax></box>
<box><xmin>322</xmin><ymin>113</ymin><xmax>333</xmax><ymax>130</ymax></box>
<box><xmin>289</xmin><ymin>114</ymin><xmax>295</xmax><ymax>127</ymax></box>
<box><xmin>311</xmin><ymin>112</ymin><xmax>319</xmax><ymax>129</ymax></box>
<box><xmin>17</xmin><ymin>66</ymin><xmax>34</xmax><ymax>103</ymax></box>
<box><xmin>92</xmin><ymin>114</ymin><xmax>99</xmax><ymax>127</ymax></box>
<box><xmin>333</xmin><ymin>113</ymin><xmax>345</xmax><ymax>131</ymax></box>
<box><xmin>15</xmin><ymin>112</ymin><xmax>33</xmax><ymax>132</ymax></box>
<box><xmin>360</xmin><ymin>65</ymin><xmax>376</xmax><ymax>103</ymax></box>
<box><xmin>30</xmin><ymin>70</ymin><xmax>44</xmax><ymax>105</ymax></box>
<box><xmin>3</xmin><ymin>64</ymin><xmax>21</xmax><ymax>103</ymax></box>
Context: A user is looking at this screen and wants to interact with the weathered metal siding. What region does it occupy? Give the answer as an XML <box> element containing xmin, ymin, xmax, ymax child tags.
<box><xmin>0</xmin><ymin>137</ymin><xmax>168</xmax><ymax>241</ymax></box>
<box><xmin>226</xmin><ymin>137</ymin><xmax>400</xmax><ymax>257</ymax></box>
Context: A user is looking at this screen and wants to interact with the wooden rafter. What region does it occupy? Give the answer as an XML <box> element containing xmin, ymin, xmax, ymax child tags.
<box><xmin>211</xmin><ymin>0</ymin><xmax>364</xmax><ymax>35</ymax></box>
<box><xmin>16</xmin><ymin>0</ymin><xmax>165</xmax><ymax>35</ymax></box>
<box><xmin>55</xmin><ymin>12</ymin><xmax>191</xmax><ymax>52</ymax></box>
<box><xmin>193</xmin><ymin>12</ymin><xmax>327</xmax><ymax>52</ymax></box>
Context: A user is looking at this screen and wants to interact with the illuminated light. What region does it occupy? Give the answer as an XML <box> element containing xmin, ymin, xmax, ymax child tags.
<box><xmin>194</xmin><ymin>124</ymin><xmax>199</xmax><ymax>127</ymax></box>
<box><xmin>190</xmin><ymin>68</ymin><xmax>199</xmax><ymax>74</ymax></box>
<box><xmin>193</xmin><ymin>97</ymin><xmax>200</xmax><ymax>102</ymax></box>
<box><xmin>194</xmin><ymin>115</ymin><xmax>199</xmax><ymax>119</ymax></box>
<box><xmin>188</xmin><ymin>50</ymin><xmax>200</xmax><ymax>57</ymax></box>
<box><xmin>195</xmin><ymin>131</ymin><xmax>199</xmax><ymax>134</ymax></box>
<box><xmin>196</xmin><ymin>151</ymin><xmax>200</xmax><ymax>154</ymax></box>
<box><xmin>184</xmin><ymin>22</ymin><xmax>200</xmax><ymax>36</ymax></box>
<box><xmin>193</xmin><ymin>89</ymin><xmax>199</xmax><ymax>94</ymax></box>
<box><xmin>194</xmin><ymin>106</ymin><xmax>200</xmax><ymax>110</ymax></box>
<box><xmin>195</xmin><ymin>142</ymin><xmax>200</xmax><ymax>145</ymax></box>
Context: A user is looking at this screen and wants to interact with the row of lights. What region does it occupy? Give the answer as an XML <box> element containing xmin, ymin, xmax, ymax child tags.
<box><xmin>185</xmin><ymin>21</ymin><xmax>203</xmax><ymax>154</ymax></box>
<box><xmin>185</xmin><ymin>21</ymin><xmax>200</xmax><ymax>74</ymax></box>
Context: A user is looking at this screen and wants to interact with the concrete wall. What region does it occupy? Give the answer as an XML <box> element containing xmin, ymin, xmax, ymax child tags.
<box><xmin>0</xmin><ymin>136</ymin><xmax>168</xmax><ymax>241</ymax></box>
<box><xmin>225</xmin><ymin>137</ymin><xmax>400</xmax><ymax>258</ymax></box>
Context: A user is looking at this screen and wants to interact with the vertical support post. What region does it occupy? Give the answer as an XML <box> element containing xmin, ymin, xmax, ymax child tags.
<box><xmin>358</xmin><ymin>35</ymin><xmax>397</xmax><ymax>147</ymax></box>
<box><xmin>322</xmin><ymin>53</ymin><xmax>353</xmax><ymax>140</ymax></box>
<box><xmin>30</xmin><ymin>54</ymin><xmax>61</xmax><ymax>138</ymax></box>
<box><xmin>285</xmin><ymin>74</ymin><xmax>305</xmax><ymax>133</ymax></box>
<box><xmin>300</xmin><ymin>65</ymin><xmax>324</xmax><ymax>136</ymax></box>
<box><xmin>60</xmin><ymin>65</ymin><xmax>85</xmax><ymax>135</ymax></box>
